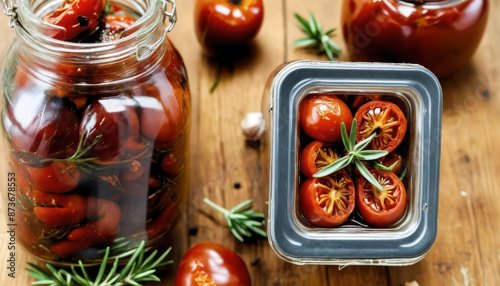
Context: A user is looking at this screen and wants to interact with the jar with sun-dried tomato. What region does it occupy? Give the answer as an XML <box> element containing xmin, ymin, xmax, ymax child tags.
<box><xmin>342</xmin><ymin>0</ymin><xmax>489</xmax><ymax>78</ymax></box>
<box><xmin>1</xmin><ymin>0</ymin><xmax>190</xmax><ymax>265</ymax></box>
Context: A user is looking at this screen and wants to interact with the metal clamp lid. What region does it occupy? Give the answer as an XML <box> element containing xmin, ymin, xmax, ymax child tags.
<box><xmin>2</xmin><ymin>0</ymin><xmax>17</xmax><ymax>27</ymax></box>
<box><xmin>136</xmin><ymin>0</ymin><xmax>176</xmax><ymax>61</ymax></box>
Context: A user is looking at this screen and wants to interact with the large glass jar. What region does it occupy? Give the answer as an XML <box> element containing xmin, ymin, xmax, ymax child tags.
<box><xmin>1</xmin><ymin>0</ymin><xmax>190</xmax><ymax>265</ymax></box>
<box><xmin>341</xmin><ymin>0</ymin><xmax>489</xmax><ymax>78</ymax></box>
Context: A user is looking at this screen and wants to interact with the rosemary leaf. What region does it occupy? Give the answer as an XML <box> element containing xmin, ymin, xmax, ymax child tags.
<box><xmin>313</xmin><ymin>155</ymin><xmax>351</xmax><ymax>178</ymax></box>
<box><xmin>355</xmin><ymin>158</ymin><xmax>384</xmax><ymax>192</ymax></box>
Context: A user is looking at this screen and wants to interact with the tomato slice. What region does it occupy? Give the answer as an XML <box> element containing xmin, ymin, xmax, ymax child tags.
<box><xmin>300</xmin><ymin>140</ymin><xmax>341</xmax><ymax>178</ymax></box>
<box><xmin>299</xmin><ymin>170</ymin><xmax>355</xmax><ymax>227</ymax></box>
<box><xmin>357</xmin><ymin>169</ymin><xmax>407</xmax><ymax>227</ymax></box>
<box><xmin>354</xmin><ymin>101</ymin><xmax>407</xmax><ymax>153</ymax></box>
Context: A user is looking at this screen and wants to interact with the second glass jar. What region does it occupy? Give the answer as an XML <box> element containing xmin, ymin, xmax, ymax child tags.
<box><xmin>341</xmin><ymin>0</ymin><xmax>489</xmax><ymax>78</ymax></box>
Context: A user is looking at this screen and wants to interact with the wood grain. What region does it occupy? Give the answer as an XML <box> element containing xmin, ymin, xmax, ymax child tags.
<box><xmin>1</xmin><ymin>0</ymin><xmax>500</xmax><ymax>285</ymax></box>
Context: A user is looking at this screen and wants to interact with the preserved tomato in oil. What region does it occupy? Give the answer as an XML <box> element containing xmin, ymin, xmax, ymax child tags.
<box><xmin>1</xmin><ymin>0</ymin><xmax>190</xmax><ymax>264</ymax></box>
<box><xmin>342</xmin><ymin>0</ymin><xmax>489</xmax><ymax>78</ymax></box>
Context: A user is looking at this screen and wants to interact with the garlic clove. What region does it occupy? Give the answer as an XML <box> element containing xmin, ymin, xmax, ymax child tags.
<box><xmin>241</xmin><ymin>112</ymin><xmax>265</xmax><ymax>141</ymax></box>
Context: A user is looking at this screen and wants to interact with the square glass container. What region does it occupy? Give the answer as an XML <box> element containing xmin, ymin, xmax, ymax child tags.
<box><xmin>261</xmin><ymin>61</ymin><xmax>442</xmax><ymax>266</ymax></box>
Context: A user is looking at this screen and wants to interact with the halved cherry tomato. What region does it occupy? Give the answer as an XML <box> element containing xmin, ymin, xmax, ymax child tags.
<box><xmin>194</xmin><ymin>0</ymin><xmax>264</xmax><ymax>54</ymax></box>
<box><xmin>300</xmin><ymin>140</ymin><xmax>341</xmax><ymax>178</ymax></box>
<box><xmin>43</xmin><ymin>0</ymin><xmax>106</xmax><ymax>41</ymax></box>
<box><xmin>175</xmin><ymin>241</ymin><xmax>251</xmax><ymax>286</ymax></box>
<box><xmin>32</xmin><ymin>190</ymin><xmax>87</xmax><ymax>227</ymax></box>
<box><xmin>299</xmin><ymin>170</ymin><xmax>355</xmax><ymax>227</ymax></box>
<box><xmin>381</xmin><ymin>152</ymin><xmax>403</xmax><ymax>175</ymax></box>
<box><xmin>300</xmin><ymin>94</ymin><xmax>353</xmax><ymax>143</ymax></box>
<box><xmin>354</xmin><ymin>101</ymin><xmax>407</xmax><ymax>153</ymax></box>
<box><xmin>357</xmin><ymin>169</ymin><xmax>407</xmax><ymax>227</ymax></box>
<box><xmin>28</xmin><ymin>161</ymin><xmax>81</xmax><ymax>193</ymax></box>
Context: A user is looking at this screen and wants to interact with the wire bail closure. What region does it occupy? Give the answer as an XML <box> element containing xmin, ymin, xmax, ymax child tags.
<box><xmin>3</xmin><ymin>0</ymin><xmax>17</xmax><ymax>27</ymax></box>
<box><xmin>136</xmin><ymin>0</ymin><xmax>177</xmax><ymax>61</ymax></box>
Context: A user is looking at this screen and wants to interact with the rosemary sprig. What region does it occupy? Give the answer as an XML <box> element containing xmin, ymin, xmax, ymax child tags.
<box><xmin>293</xmin><ymin>12</ymin><xmax>341</xmax><ymax>61</ymax></box>
<box><xmin>313</xmin><ymin>119</ymin><xmax>388</xmax><ymax>192</ymax></box>
<box><xmin>26</xmin><ymin>241</ymin><xmax>172</xmax><ymax>286</ymax></box>
<box><xmin>203</xmin><ymin>198</ymin><xmax>266</xmax><ymax>242</ymax></box>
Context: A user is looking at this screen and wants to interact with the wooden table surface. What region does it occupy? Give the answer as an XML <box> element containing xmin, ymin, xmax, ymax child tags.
<box><xmin>1</xmin><ymin>0</ymin><xmax>500</xmax><ymax>285</ymax></box>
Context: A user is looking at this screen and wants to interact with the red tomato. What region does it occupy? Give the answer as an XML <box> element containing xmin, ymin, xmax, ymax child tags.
<box><xmin>175</xmin><ymin>242</ymin><xmax>251</xmax><ymax>286</ymax></box>
<box><xmin>194</xmin><ymin>0</ymin><xmax>264</xmax><ymax>54</ymax></box>
<box><xmin>28</xmin><ymin>162</ymin><xmax>81</xmax><ymax>193</ymax></box>
<box><xmin>300</xmin><ymin>94</ymin><xmax>353</xmax><ymax>142</ymax></box>
<box><xmin>32</xmin><ymin>190</ymin><xmax>87</xmax><ymax>227</ymax></box>
<box><xmin>43</xmin><ymin>0</ymin><xmax>106</xmax><ymax>41</ymax></box>
<box><xmin>381</xmin><ymin>152</ymin><xmax>403</xmax><ymax>175</ymax></box>
<box><xmin>300</xmin><ymin>140</ymin><xmax>341</xmax><ymax>178</ymax></box>
<box><xmin>79</xmin><ymin>96</ymin><xmax>140</xmax><ymax>161</ymax></box>
<box><xmin>161</xmin><ymin>151</ymin><xmax>181</xmax><ymax>175</ymax></box>
<box><xmin>299</xmin><ymin>170</ymin><xmax>355</xmax><ymax>227</ymax></box>
<box><xmin>134</xmin><ymin>81</ymin><xmax>184</xmax><ymax>148</ymax></box>
<box><xmin>357</xmin><ymin>169</ymin><xmax>407</xmax><ymax>227</ymax></box>
<box><xmin>100</xmin><ymin>15</ymin><xmax>137</xmax><ymax>42</ymax></box>
<box><xmin>67</xmin><ymin>197</ymin><xmax>121</xmax><ymax>242</ymax></box>
<box><xmin>354</xmin><ymin>101</ymin><xmax>407</xmax><ymax>153</ymax></box>
<box><xmin>5</xmin><ymin>98</ymin><xmax>80</xmax><ymax>159</ymax></box>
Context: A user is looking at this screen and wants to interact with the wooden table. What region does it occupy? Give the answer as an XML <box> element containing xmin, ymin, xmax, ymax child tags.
<box><xmin>1</xmin><ymin>0</ymin><xmax>499</xmax><ymax>285</ymax></box>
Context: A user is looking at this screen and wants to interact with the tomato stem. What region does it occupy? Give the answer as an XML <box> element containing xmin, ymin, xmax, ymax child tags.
<box><xmin>229</xmin><ymin>0</ymin><xmax>243</xmax><ymax>5</ymax></box>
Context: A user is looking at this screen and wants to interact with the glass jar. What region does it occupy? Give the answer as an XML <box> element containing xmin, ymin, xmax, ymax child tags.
<box><xmin>341</xmin><ymin>0</ymin><xmax>489</xmax><ymax>78</ymax></box>
<box><xmin>1</xmin><ymin>0</ymin><xmax>190</xmax><ymax>265</ymax></box>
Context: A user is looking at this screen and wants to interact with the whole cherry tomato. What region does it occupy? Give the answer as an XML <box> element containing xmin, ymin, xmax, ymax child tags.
<box><xmin>5</xmin><ymin>97</ymin><xmax>80</xmax><ymax>159</ymax></box>
<box><xmin>28</xmin><ymin>161</ymin><xmax>82</xmax><ymax>193</ymax></box>
<box><xmin>80</xmin><ymin>96</ymin><xmax>141</xmax><ymax>161</ymax></box>
<box><xmin>134</xmin><ymin>82</ymin><xmax>184</xmax><ymax>148</ymax></box>
<box><xmin>354</xmin><ymin>101</ymin><xmax>407</xmax><ymax>153</ymax></box>
<box><xmin>175</xmin><ymin>241</ymin><xmax>251</xmax><ymax>286</ymax></box>
<box><xmin>43</xmin><ymin>0</ymin><xmax>106</xmax><ymax>41</ymax></box>
<box><xmin>357</xmin><ymin>169</ymin><xmax>407</xmax><ymax>227</ymax></box>
<box><xmin>194</xmin><ymin>0</ymin><xmax>264</xmax><ymax>54</ymax></box>
<box><xmin>161</xmin><ymin>151</ymin><xmax>181</xmax><ymax>175</ymax></box>
<box><xmin>300</xmin><ymin>94</ymin><xmax>353</xmax><ymax>143</ymax></box>
<box><xmin>299</xmin><ymin>170</ymin><xmax>356</xmax><ymax>227</ymax></box>
<box><xmin>300</xmin><ymin>140</ymin><xmax>341</xmax><ymax>178</ymax></box>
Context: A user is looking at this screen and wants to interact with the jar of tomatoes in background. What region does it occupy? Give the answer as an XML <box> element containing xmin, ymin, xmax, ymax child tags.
<box><xmin>342</xmin><ymin>0</ymin><xmax>489</xmax><ymax>78</ymax></box>
<box><xmin>1</xmin><ymin>0</ymin><xmax>190</xmax><ymax>265</ymax></box>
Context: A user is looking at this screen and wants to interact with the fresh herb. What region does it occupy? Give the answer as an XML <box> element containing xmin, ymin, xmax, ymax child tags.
<box><xmin>292</xmin><ymin>12</ymin><xmax>341</xmax><ymax>61</ymax></box>
<box><xmin>26</xmin><ymin>240</ymin><xmax>172</xmax><ymax>286</ymax></box>
<box><xmin>203</xmin><ymin>198</ymin><xmax>266</xmax><ymax>242</ymax></box>
<box><xmin>313</xmin><ymin>119</ymin><xmax>388</xmax><ymax>192</ymax></box>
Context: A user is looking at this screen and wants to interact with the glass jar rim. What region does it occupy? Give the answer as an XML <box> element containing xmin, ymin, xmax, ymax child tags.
<box><xmin>10</xmin><ymin>0</ymin><xmax>174</xmax><ymax>58</ymax></box>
